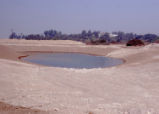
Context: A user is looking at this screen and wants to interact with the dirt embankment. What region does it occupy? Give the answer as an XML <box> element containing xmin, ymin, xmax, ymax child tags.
<box><xmin>0</xmin><ymin>45</ymin><xmax>21</xmax><ymax>60</ymax></box>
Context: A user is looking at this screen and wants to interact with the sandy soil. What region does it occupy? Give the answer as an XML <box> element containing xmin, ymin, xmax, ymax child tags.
<box><xmin>0</xmin><ymin>102</ymin><xmax>50</xmax><ymax>114</ymax></box>
<box><xmin>0</xmin><ymin>39</ymin><xmax>159</xmax><ymax>114</ymax></box>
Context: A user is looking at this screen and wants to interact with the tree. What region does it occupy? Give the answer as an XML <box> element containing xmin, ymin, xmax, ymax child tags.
<box><xmin>9</xmin><ymin>32</ymin><xmax>17</xmax><ymax>39</ymax></box>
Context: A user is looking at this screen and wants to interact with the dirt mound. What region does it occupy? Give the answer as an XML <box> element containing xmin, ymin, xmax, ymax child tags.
<box><xmin>0</xmin><ymin>45</ymin><xmax>20</xmax><ymax>60</ymax></box>
<box><xmin>126</xmin><ymin>39</ymin><xmax>144</xmax><ymax>46</ymax></box>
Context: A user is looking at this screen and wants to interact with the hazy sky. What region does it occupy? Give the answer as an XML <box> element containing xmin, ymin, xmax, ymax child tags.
<box><xmin>0</xmin><ymin>0</ymin><xmax>159</xmax><ymax>38</ymax></box>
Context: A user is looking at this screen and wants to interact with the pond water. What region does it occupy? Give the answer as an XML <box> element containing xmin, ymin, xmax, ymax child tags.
<box><xmin>22</xmin><ymin>53</ymin><xmax>123</xmax><ymax>69</ymax></box>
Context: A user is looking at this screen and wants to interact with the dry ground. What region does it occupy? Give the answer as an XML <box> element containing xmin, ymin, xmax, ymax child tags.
<box><xmin>0</xmin><ymin>39</ymin><xmax>159</xmax><ymax>114</ymax></box>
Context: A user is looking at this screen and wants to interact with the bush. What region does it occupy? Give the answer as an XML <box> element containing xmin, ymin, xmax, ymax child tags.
<box><xmin>86</xmin><ymin>39</ymin><xmax>107</xmax><ymax>45</ymax></box>
<box><xmin>126</xmin><ymin>39</ymin><xmax>144</xmax><ymax>46</ymax></box>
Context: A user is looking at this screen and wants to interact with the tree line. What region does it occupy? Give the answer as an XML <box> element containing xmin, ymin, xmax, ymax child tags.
<box><xmin>9</xmin><ymin>29</ymin><xmax>159</xmax><ymax>44</ymax></box>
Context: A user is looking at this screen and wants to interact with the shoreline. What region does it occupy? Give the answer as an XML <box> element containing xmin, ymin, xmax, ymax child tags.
<box><xmin>18</xmin><ymin>51</ymin><xmax>126</xmax><ymax>69</ymax></box>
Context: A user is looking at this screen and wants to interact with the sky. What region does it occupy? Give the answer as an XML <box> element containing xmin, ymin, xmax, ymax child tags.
<box><xmin>0</xmin><ymin>0</ymin><xmax>159</xmax><ymax>38</ymax></box>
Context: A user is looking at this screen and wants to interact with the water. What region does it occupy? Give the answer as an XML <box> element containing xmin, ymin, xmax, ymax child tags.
<box><xmin>22</xmin><ymin>53</ymin><xmax>123</xmax><ymax>69</ymax></box>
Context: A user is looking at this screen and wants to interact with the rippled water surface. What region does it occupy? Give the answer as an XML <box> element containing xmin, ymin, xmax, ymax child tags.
<box><xmin>23</xmin><ymin>53</ymin><xmax>123</xmax><ymax>69</ymax></box>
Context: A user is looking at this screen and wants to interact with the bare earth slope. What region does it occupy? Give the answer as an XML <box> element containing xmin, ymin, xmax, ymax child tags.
<box><xmin>0</xmin><ymin>45</ymin><xmax>20</xmax><ymax>60</ymax></box>
<box><xmin>0</xmin><ymin>39</ymin><xmax>159</xmax><ymax>114</ymax></box>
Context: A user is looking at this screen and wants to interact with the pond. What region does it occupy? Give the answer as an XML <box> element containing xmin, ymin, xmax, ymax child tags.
<box><xmin>22</xmin><ymin>53</ymin><xmax>123</xmax><ymax>69</ymax></box>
